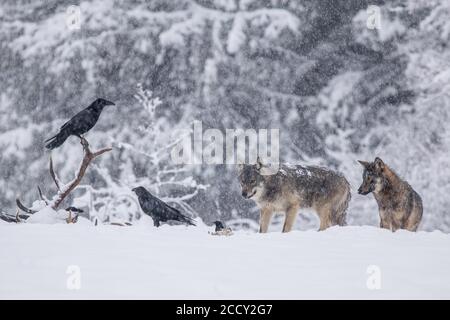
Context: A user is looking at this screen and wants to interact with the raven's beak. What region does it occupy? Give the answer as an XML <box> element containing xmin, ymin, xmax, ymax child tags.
<box><xmin>102</xmin><ymin>99</ymin><xmax>116</xmax><ymax>107</ymax></box>
<box><xmin>131</xmin><ymin>187</ymin><xmax>136</xmax><ymax>192</ymax></box>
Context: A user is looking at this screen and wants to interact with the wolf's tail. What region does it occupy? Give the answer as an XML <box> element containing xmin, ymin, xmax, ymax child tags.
<box><xmin>45</xmin><ymin>130</ymin><xmax>70</xmax><ymax>150</ymax></box>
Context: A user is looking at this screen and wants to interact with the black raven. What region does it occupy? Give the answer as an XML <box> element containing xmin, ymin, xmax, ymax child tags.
<box><xmin>132</xmin><ymin>186</ymin><xmax>196</xmax><ymax>227</ymax></box>
<box><xmin>65</xmin><ymin>207</ymin><xmax>84</xmax><ymax>213</ymax></box>
<box><xmin>213</xmin><ymin>221</ymin><xmax>226</xmax><ymax>232</ymax></box>
<box><xmin>210</xmin><ymin>220</ymin><xmax>232</xmax><ymax>236</ymax></box>
<box><xmin>45</xmin><ymin>98</ymin><xmax>115</xmax><ymax>150</ymax></box>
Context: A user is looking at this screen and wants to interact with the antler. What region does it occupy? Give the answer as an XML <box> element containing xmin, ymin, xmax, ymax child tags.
<box><xmin>50</xmin><ymin>137</ymin><xmax>112</xmax><ymax>210</ymax></box>
<box><xmin>0</xmin><ymin>207</ymin><xmax>32</xmax><ymax>223</ymax></box>
<box><xmin>37</xmin><ymin>186</ymin><xmax>49</xmax><ymax>205</ymax></box>
<box><xmin>16</xmin><ymin>198</ymin><xmax>37</xmax><ymax>214</ymax></box>
<box><xmin>15</xmin><ymin>207</ymin><xmax>21</xmax><ymax>223</ymax></box>
<box><xmin>13</xmin><ymin>137</ymin><xmax>112</xmax><ymax>221</ymax></box>
<box><xmin>49</xmin><ymin>156</ymin><xmax>61</xmax><ymax>192</ymax></box>
<box><xmin>0</xmin><ymin>209</ymin><xmax>18</xmax><ymax>223</ymax></box>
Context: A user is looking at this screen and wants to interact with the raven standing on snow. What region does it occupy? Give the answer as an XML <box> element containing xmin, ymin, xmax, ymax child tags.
<box><xmin>45</xmin><ymin>98</ymin><xmax>115</xmax><ymax>150</ymax></box>
<box><xmin>132</xmin><ymin>186</ymin><xmax>196</xmax><ymax>227</ymax></box>
<box><xmin>211</xmin><ymin>220</ymin><xmax>232</xmax><ymax>235</ymax></box>
<box><xmin>213</xmin><ymin>221</ymin><xmax>226</xmax><ymax>232</ymax></box>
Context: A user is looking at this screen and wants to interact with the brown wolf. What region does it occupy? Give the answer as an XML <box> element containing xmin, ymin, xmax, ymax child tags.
<box><xmin>238</xmin><ymin>159</ymin><xmax>351</xmax><ymax>233</ymax></box>
<box><xmin>357</xmin><ymin>157</ymin><xmax>423</xmax><ymax>232</ymax></box>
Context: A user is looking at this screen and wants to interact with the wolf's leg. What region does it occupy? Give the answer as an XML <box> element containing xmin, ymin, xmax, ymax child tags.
<box><xmin>390</xmin><ymin>215</ymin><xmax>403</xmax><ymax>231</ymax></box>
<box><xmin>319</xmin><ymin>218</ymin><xmax>330</xmax><ymax>231</ymax></box>
<box><xmin>404</xmin><ymin>214</ymin><xmax>420</xmax><ymax>231</ymax></box>
<box><xmin>389</xmin><ymin>210</ymin><xmax>405</xmax><ymax>231</ymax></box>
<box><xmin>317</xmin><ymin>207</ymin><xmax>332</xmax><ymax>231</ymax></box>
<box><xmin>259</xmin><ymin>207</ymin><xmax>273</xmax><ymax>233</ymax></box>
<box><xmin>379</xmin><ymin>210</ymin><xmax>391</xmax><ymax>230</ymax></box>
<box><xmin>330</xmin><ymin>187</ymin><xmax>350</xmax><ymax>226</ymax></box>
<box><xmin>379</xmin><ymin>219</ymin><xmax>390</xmax><ymax>230</ymax></box>
<box><xmin>406</xmin><ymin>220</ymin><xmax>420</xmax><ymax>232</ymax></box>
<box><xmin>282</xmin><ymin>205</ymin><xmax>299</xmax><ymax>233</ymax></box>
<box><xmin>404</xmin><ymin>200</ymin><xmax>422</xmax><ymax>232</ymax></box>
<box><xmin>391</xmin><ymin>221</ymin><xmax>400</xmax><ymax>232</ymax></box>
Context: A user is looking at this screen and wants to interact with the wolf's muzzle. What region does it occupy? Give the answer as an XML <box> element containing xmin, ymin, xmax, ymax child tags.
<box><xmin>358</xmin><ymin>188</ymin><xmax>370</xmax><ymax>195</ymax></box>
<box><xmin>242</xmin><ymin>190</ymin><xmax>256</xmax><ymax>199</ymax></box>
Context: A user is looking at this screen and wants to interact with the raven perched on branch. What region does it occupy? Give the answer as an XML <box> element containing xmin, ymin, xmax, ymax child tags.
<box><xmin>132</xmin><ymin>186</ymin><xmax>196</xmax><ymax>227</ymax></box>
<box><xmin>45</xmin><ymin>98</ymin><xmax>115</xmax><ymax>150</ymax></box>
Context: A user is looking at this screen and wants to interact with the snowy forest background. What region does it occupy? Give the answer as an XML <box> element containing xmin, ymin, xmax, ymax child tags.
<box><xmin>0</xmin><ymin>0</ymin><xmax>449</xmax><ymax>232</ymax></box>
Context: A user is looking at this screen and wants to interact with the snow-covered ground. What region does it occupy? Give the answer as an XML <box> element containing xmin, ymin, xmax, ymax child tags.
<box><xmin>1</xmin><ymin>219</ymin><xmax>450</xmax><ymax>299</ymax></box>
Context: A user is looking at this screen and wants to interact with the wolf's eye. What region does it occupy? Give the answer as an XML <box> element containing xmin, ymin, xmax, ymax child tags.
<box><xmin>251</xmin><ymin>179</ymin><xmax>256</xmax><ymax>184</ymax></box>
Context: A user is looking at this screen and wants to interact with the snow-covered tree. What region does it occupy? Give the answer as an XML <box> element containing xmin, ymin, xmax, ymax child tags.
<box><xmin>72</xmin><ymin>84</ymin><xmax>208</xmax><ymax>224</ymax></box>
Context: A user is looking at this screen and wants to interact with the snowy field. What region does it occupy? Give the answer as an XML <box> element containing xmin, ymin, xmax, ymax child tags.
<box><xmin>1</xmin><ymin>219</ymin><xmax>450</xmax><ymax>300</ymax></box>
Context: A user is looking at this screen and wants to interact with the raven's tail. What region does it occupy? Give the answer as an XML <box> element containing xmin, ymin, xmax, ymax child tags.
<box><xmin>45</xmin><ymin>130</ymin><xmax>70</xmax><ymax>150</ymax></box>
<box><xmin>181</xmin><ymin>215</ymin><xmax>196</xmax><ymax>226</ymax></box>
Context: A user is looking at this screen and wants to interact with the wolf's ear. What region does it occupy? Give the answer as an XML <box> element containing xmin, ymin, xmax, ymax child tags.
<box><xmin>256</xmin><ymin>156</ymin><xmax>263</xmax><ymax>171</ymax></box>
<box><xmin>358</xmin><ymin>160</ymin><xmax>369</xmax><ymax>168</ymax></box>
<box><xmin>374</xmin><ymin>157</ymin><xmax>384</xmax><ymax>170</ymax></box>
<box><xmin>237</xmin><ymin>162</ymin><xmax>244</xmax><ymax>173</ymax></box>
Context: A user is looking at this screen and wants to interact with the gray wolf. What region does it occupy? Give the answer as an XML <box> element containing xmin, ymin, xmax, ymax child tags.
<box><xmin>357</xmin><ymin>157</ymin><xmax>423</xmax><ymax>232</ymax></box>
<box><xmin>238</xmin><ymin>159</ymin><xmax>351</xmax><ymax>233</ymax></box>
<box><xmin>132</xmin><ymin>186</ymin><xmax>196</xmax><ymax>227</ymax></box>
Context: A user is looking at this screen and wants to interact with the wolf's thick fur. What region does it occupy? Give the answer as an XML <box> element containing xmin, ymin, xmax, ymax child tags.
<box><xmin>358</xmin><ymin>157</ymin><xmax>423</xmax><ymax>232</ymax></box>
<box><xmin>238</xmin><ymin>160</ymin><xmax>351</xmax><ymax>233</ymax></box>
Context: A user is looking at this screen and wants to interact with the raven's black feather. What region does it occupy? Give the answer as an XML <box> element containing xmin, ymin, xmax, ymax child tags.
<box><xmin>132</xmin><ymin>186</ymin><xmax>196</xmax><ymax>227</ymax></box>
<box><xmin>213</xmin><ymin>221</ymin><xmax>226</xmax><ymax>232</ymax></box>
<box><xmin>45</xmin><ymin>98</ymin><xmax>114</xmax><ymax>150</ymax></box>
